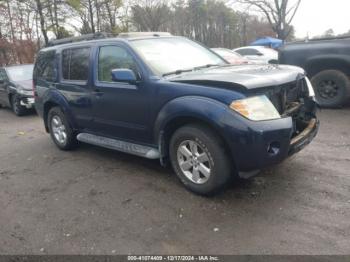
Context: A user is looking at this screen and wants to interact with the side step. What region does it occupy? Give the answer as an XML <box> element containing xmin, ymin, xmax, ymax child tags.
<box><xmin>77</xmin><ymin>133</ymin><xmax>160</xmax><ymax>159</ymax></box>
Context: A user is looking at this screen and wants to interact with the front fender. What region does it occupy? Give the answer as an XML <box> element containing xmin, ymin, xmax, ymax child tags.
<box><xmin>153</xmin><ymin>96</ymin><xmax>229</xmax><ymax>143</ymax></box>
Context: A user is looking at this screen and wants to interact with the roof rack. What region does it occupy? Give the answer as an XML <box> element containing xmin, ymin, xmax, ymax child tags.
<box><xmin>46</xmin><ymin>32</ymin><xmax>114</xmax><ymax>47</ymax></box>
<box><xmin>118</xmin><ymin>32</ymin><xmax>172</xmax><ymax>38</ymax></box>
<box><xmin>46</xmin><ymin>32</ymin><xmax>173</xmax><ymax>47</ymax></box>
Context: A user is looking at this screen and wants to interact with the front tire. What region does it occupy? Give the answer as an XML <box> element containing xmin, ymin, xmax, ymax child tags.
<box><xmin>11</xmin><ymin>94</ymin><xmax>27</xmax><ymax>116</ymax></box>
<box><xmin>169</xmin><ymin>124</ymin><xmax>232</xmax><ymax>196</ymax></box>
<box><xmin>48</xmin><ymin>107</ymin><xmax>77</xmax><ymax>150</ymax></box>
<box><xmin>311</xmin><ymin>70</ymin><xmax>350</xmax><ymax>108</ymax></box>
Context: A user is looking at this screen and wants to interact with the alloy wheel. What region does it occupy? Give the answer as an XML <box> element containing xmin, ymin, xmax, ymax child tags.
<box><xmin>51</xmin><ymin>115</ymin><xmax>67</xmax><ymax>145</ymax></box>
<box><xmin>177</xmin><ymin>140</ymin><xmax>211</xmax><ymax>184</ymax></box>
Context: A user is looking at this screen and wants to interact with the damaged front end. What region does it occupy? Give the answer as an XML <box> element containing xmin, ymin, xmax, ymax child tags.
<box><xmin>261</xmin><ymin>75</ymin><xmax>319</xmax><ymax>155</ymax></box>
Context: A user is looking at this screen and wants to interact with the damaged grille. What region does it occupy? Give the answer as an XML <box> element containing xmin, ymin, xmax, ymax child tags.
<box><xmin>268</xmin><ymin>77</ymin><xmax>309</xmax><ymax>115</ymax></box>
<box><xmin>265</xmin><ymin>77</ymin><xmax>315</xmax><ymax>138</ymax></box>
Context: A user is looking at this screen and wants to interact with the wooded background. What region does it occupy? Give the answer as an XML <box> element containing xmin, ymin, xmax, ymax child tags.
<box><xmin>0</xmin><ymin>0</ymin><xmax>328</xmax><ymax>66</ymax></box>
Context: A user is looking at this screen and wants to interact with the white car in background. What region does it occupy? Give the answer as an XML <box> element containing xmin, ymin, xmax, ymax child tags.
<box><xmin>233</xmin><ymin>46</ymin><xmax>278</xmax><ymax>64</ymax></box>
<box><xmin>211</xmin><ymin>48</ymin><xmax>249</xmax><ymax>65</ymax></box>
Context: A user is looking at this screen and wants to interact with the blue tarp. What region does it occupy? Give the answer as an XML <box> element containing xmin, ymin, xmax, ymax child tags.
<box><xmin>250</xmin><ymin>37</ymin><xmax>283</xmax><ymax>49</ymax></box>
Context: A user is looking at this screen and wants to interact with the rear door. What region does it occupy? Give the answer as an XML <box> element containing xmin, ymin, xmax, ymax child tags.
<box><xmin>56</xmin><ymin>46</ymin><xmax>94</xmax><ymax>130</ymax></box>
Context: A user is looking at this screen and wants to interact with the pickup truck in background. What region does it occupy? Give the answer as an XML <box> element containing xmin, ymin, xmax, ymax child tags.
<box><xmin>279</xmin><ymin>37</ymin><xmax>350</xmax><ymax>108</ymax></box>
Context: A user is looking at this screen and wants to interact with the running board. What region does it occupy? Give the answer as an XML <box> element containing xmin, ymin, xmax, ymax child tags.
<box><xmin>77</xmin><ymin>133</ymin><xmax>160</xmax><ymax>159</ymax></box>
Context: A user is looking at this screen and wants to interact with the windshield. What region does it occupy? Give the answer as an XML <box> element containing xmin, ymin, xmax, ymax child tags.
<box><xmin>213</xmin><ymin>49</ymin><xmax>242</xmax><ymax>59</ymax></box>
<box><xmin>6</xmin><ymin>65</ymin><xmax>34</xmax><ymax>81</ymax></box>
<box><xmin>130</xmin><ymin>37</ymin><xmax>226</xmax><ymax>76</ymax></box>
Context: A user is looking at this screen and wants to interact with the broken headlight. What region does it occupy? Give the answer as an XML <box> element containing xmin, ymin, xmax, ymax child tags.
<box><xmin>305</xmin><ymin>77</ymin><xmax>315</xmax><ymax>97</ymax></box>
<box><xmin>230</xmin><ymin>95</ymin><xmax>281</xmax><ymax>121</ymax></box>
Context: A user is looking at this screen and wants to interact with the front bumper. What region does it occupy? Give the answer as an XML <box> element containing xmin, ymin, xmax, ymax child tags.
<box><xmin>221</xmin><ymin>109</ymin><xmax>318</xmax><ymax>172</ymax></box>
<box><xmin>19</xmin><ymin>96</ymin><xmax>35</xmax><ymax>108</ymax></box>
<box><xmin>289</xmin><ymin>118</ymin><xmax>319</xmax><ymax>156</ymax></box>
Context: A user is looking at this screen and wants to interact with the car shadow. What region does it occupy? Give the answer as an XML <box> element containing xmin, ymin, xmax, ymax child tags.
<box><xmin>76</xmin><ymin>141</ymin><xmax>299</xmax><ymax>205</ymax></box>
<box><xmin>0</xmin><ymin>106</ymin><xmax>37</xmax><ymax>117</ymax></box>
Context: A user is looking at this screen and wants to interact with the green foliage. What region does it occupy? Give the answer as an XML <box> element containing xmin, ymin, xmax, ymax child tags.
<box><xmin>66</xmin><ymin>0</ymin><xmax>81</xmax><ymax>11</ymax></box>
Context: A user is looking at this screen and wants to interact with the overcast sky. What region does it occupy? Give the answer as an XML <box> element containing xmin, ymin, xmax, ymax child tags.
<box><xmin>293</xmin><ymin>0</ymin><xmax>350</xmax><ymax>38</ymax></box>
<box><xmin>231</xmin><ymin>0</ymin><xmax>350</xmax><ymax>38</ymax></box>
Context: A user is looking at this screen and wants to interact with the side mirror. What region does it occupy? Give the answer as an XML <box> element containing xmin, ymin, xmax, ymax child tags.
<box><xmin>256</xmin><ymin>52</ymin><xmax>264</xmax><ymax>56</ymax></box>
<box><xmin>111</xmin><ymin>69</ymin><xmax>137</xmax><ymax>84</ymax></box>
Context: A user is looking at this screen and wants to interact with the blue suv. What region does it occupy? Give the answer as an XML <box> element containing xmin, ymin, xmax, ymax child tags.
<box><xmin>34</xmin><ymin>32</ymin><xmax>319</xmax><ymax>195</ymax></box>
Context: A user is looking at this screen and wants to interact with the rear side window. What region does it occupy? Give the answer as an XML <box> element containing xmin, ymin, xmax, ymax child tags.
<box><xmin>62</xmin><ymin>47</ymin><xmax>90</xmax><ymax>81</ymax></box>
<box><xmin>34</xmin><ymin>51</ymin><xmax>56</xmax><ymax>81</ymax></box>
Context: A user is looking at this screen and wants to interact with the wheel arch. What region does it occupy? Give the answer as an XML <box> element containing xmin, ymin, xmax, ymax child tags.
<box><xmin>154</xmin><ymin>96</ymin><xmax>236</xmax><ymax>167</ymax></box>
<box><xmin>305</xmin><ymin>55</ymin><xmax>350</xmax><ymax>77</ymax></box>
<box><xmin>42</xmin><ymin>91</ymin><xmax>76</xmax><ymax>133</ymax></box>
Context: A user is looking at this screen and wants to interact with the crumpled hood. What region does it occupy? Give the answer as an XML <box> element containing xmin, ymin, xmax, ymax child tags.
<box><xmin>13</xmin><ymin>80</ymin><xmax>32</xmax><ymax>90</ymax></box>
<box><xmin>169</xmin><ymin>64</ymin><xmax>305</xmax><ymax>89</ymax></box>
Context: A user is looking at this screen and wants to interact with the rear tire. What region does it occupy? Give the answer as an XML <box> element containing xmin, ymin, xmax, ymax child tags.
<box><xmin>311</xmin><ymin>70</ymin><xmax>350</xmax><ymax>108</ymax></box>
<box><xmin>47</xmin><ymin>107</ymin><xmax>77</xmax><ymax>150</ymax></box>
<box><xmin>11</xmin><ymin>94</ymin><xmax>27</xmax><ymax>116</ymax></box>
<box><xmin>169</xmin><ymin>124</ymin><xmax>232</xmax><ymax>196</ymax></box>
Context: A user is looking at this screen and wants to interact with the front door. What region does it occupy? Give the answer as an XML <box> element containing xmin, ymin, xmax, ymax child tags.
<box><xmin>91</xmin><ymin>44</ymin><xmax>152</xmax><ymax>144</ymax></box>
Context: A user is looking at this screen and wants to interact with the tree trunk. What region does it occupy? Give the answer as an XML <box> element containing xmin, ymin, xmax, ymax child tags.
<box><xmin>35</xmin><ymin>0</ymin><xmax>49</xmax><ymax>46</ymax></box>
<box><xmin>6</xmin><ymin>0</ymin><xmax>15</xmax><ymax>41</ymax></box>
<box><xmin>94</xmin><ymin>0</ymin><xmax>100</xmax><ymax>32</ymax></box>
<box><xmin>88</xmin><ymin>0</ymin><xmax>95</xmax><ymax>33</ymax></box>
<box><xmin>53</xmin><ymin>0</ymin><xmax>61</xmax><ymax>38</ymax></box>
<box><xmin>47</xmin><ymin>1</ymin><xmax>57</xmax><ymax>37</ymax></box>
<box><xmin>104</xmin><ymin>1</ymin><xmax>115</xmax><ymax>29</ymax></box>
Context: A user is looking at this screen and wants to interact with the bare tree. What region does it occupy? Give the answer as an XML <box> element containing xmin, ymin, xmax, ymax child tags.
<box><xmin>235</xmin><ymin>0</ymin><xmax>302</xmax><ymax>40</ymax></box>
<box><xmin>0</xmin><ymin>0</ymin><xmax>299</xmax><ymax>65</ymax></box>
<box><xmin>237</xmin><ymin>12</ymin><xmax>275</xmax><ymax>45</ymax></box>
<box><xmin>0</xmin><ymin>0</ymin><xmax>38</xmax><ymax>64</ymax></box>
<box><xmin>103</xmin><ymin>0</ymin><xmax>123</xmax><ymax>32</ymax></box>
<box><xmin>130</xmin><ymin>0</ymin><xmax>171</xmax><ymax>31</ymax></box>
<box><xmin>67</xmin><ymin>0</ymin><xmax>124</xmax><ymax>34</ymax></box>
<box><xmin>35</xmin><ymin>0</ymin><xmax>49</xmax><ymax>45</ymax></box>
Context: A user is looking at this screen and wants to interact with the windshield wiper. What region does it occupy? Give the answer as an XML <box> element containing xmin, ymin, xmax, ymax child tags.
<box><xmin>162</xmin><ymin>64</ymin><xmax>223</xmax><ymax>77</ymax></box>
<box><xmin>162</xmin><ymin>68</ymin><xmax>193</xmax><ymax>77</ymax></box>
<box><xmin>193</xmin><ymin>63</ymin><xmax>222</xmax><ymax>70</ymax></box>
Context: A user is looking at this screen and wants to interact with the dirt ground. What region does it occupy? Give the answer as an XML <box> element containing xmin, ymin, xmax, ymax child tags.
<box><xmin>0</xmin><ymin>107</ymin><xmax>349</xmax><ymax>255</ymax></box>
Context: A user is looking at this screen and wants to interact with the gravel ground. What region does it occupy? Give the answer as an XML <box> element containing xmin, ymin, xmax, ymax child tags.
<box><xmin>0</xmin><ymin>107</ymin><xmax>349</xmax><ymax>255</ymax></box>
